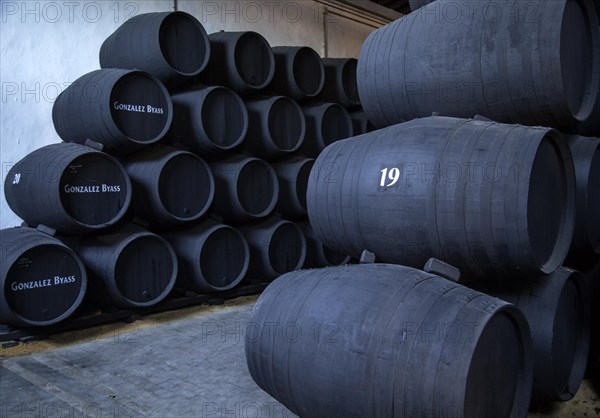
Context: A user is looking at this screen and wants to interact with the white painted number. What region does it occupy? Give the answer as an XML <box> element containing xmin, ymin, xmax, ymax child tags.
<box><xmin>12</xmin><ymin>173</ymin><xmax>21</xmax><ymax>185</ymax></box>
<box><xmin>379</xmin><ymin>167</ymin><xmax>400</xmax><ymax>187</ymax></box>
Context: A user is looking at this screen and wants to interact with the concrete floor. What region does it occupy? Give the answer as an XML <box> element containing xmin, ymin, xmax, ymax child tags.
<box><xmin>0</xmin><ymin>296</ymin><xmax>598</xmax><ymax>418</ymax></box>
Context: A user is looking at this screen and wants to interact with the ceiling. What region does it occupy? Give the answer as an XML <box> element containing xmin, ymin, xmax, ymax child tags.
<box><xmin>370</xmin><ymin>0</ymin><xmax>412</xmax><ymax>14</ymax></box>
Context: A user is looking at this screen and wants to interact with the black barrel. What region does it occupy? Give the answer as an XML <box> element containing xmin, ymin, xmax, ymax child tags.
<box><xmin>240</xmin><ymin>217</ymin><xmax>306</xmax><ymax>281</ymax></box>
<box><xmin>320</xmin><ymin>58</ymin><xmax>361</xmax><ymax>108</ymax></box>
<box><xmin>100</xmin><ymin>12</ymin><xmax>210</xmax><ymax>86</ymax></box>
<box><xmin>307</xmin><ymin>116</ymin><xmax>576</xmax><ymax>279</ymax></box>
<box><xmin>0</xmin><ymin>227</ymin><xmax>87</xmax><ymax>327</ymax></box>
<box><xmin>53</xmin><ymin>69</ymin><xmax>173</xmax><ymax>155</ymax></box>
<box><xmin>574</xmin><ymin>15</ymin><xmax>600</xmax><ymax>136</ymax></box>
<box><xmin>471</xmin><ymin>267</ymin><xmax>590</xmax><ymax>401</ymax></box>
<box><xmin>272</xmin><ymin>156</ymin><xmax>314</xmax><ymax>219</ymax></box>
<box><xmin>270</xmin><ymin>46</ymin><xmax>325</xmax><ymax>101</ymax></box>
<box><xmin>170</xmin><ymin>86</ymin><xmax>248</xmax><ymax>156</ymax></box>
<box><xmin>298</xmin><ymin>221</ymin><xmax>351</xmax><ymax>268</ymax></box>
<box><xmin>161</xmin><ymin>219</ymin><xmax>249</xmax><ymax>292</ymax></box>
<box><xmin>566</xmin><ymin>135</ymin><xmax>600</xmax><ymax>257</ymax></box>
<box><xmin>246</xmin><ymin>264</ymin><xmax>532</xmax><ymax>418</ymax></box>
<box><xmin>242</xmin><ymin>96</ymin><xmax>305</xmax><ymax>161</ymax></box>
<box><xmin>205</xmin><ymin>31</ymin><xmax>275</xmax><ymax>95</ymax></box>
<box><xmin>4</xmin><ymin>143</ymin><xmax>131</xmax><ymax>235</ymax></box>
<box><xmin>209</xmin><ymin>155</ymin><xmax>279</xmax><ymax>223</ymax></box>
<box><xmin>299</xmin><ymin>103</ymin><xmax>353</xmax><ymax>158</ymax></box>
<box><xmin>358</xmin><ymin>0</ymin><xmax>600</xmax><ymax>130</ymax></box>
<box><xmin>64</xmin><ymin>224</ymin><xmax>177</xmax><ymax>309</ymax></box>
<box><xmin>350</xmin><ymin>110</ymin><xmax>375</xmax><ymax>135</ymax></box>
<box><xmin>123</xmin><ymin>144</ymin><xmax>214</xmax><ymax>226</ymax></box>
<box><xmin>409</xmin><ymin>0</ymin><xmax>432</xmax><ymax>11</ymax></box>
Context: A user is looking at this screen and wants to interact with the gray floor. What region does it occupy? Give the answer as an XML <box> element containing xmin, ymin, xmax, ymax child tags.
<box><xmin>0</xmin><ymin>302</ymin><xmax>295</xmax><ymax>418</ymax></box>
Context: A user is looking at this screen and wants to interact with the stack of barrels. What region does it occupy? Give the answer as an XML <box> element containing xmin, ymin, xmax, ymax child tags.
<box><xmin>1</xmin><ymin>11</ymin><xmax>359</xmax><ymax>328</ymax></box>
<box><xmin>246</xmin><ymin>0</ymin><xmax>600</xmax><ymax>417</ymax></box>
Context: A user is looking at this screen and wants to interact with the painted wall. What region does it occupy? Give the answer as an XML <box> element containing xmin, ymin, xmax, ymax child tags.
<box><xmin>0</xmin><ymin>0</ymin><xmax>388</xmax><ymax>228</ymax></box>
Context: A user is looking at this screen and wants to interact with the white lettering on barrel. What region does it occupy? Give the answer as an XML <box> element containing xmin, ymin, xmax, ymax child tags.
<box><xmin>63</xmin><ymin>184</ymin><xmax>121</xmax><ymax>193</ymax></box>
<box><xmin>9</xmin><ymin>277</ymin><xmax>77</xmax><ymax>292</ymax></box>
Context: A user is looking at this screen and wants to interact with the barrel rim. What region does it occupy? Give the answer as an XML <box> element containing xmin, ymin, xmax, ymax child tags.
<box><xmin>2</xmin><ymin>240</ymin><xmax>88</xmax><ymax>327</ymax></box>
<box><xmin>232</xmin><ymin>31</ymin><xmax>275</xmax><ymax>90</ymax></box>
<box><xmin>528</xmin><ymin>131</ymin><xmax>576</xmax><ymax>274</ymax></box>
<box><xmin>113</xmin><ymin>230</ymin><xmax>178</xmax><ymax>307</ymax></box>
<box><xmin>58</xmin><ymin>148</ymin><xmax>133</xmax><ymax>231</ymax></box>
<box><xmin>267</xmin><ymin>220</ymin><xmax>307</xmax><ymax>275</ymax></box>
<box><xmin>156</xmin><ymin>149</ymin><xmax>215</xmax><ymax>222</ymax></box>
<box><xmin>561</xmin><ymin>0</ymin><xmax>600</xmax><ymax>122</ymax></box>
<box><xmin>236</xmin><ymin>158</ymin><xmax>279</xmax><ymax>218</ymax></box>
<box><xmin>201</xmin><ymin>85</ymin><xmax>249</xmax><ymax>150</ymax></box>
<box><xmin>549</xmin><ymin>268</ymin><xmax>591</xmax><ymax>400</ymax></box>
<box><xmin>158</xmin><ymin>11</ymin><xmax>211</xmax><ymax>77</ymax></box>
<box><xmin>291</xmin><ymin>46</ymin><xmax>325</xmax><ymax>98</ymax></box>
<box><xmin>268</xmin><ymin>96</ymin><xmax>306</xmax><ymax>153</ymax></box>
<box><xmin>198</xmin><ymin>224</ymin><xmax>250</xmax><ymax>290</ymax></box>
<box><xmin>320</xmin><ymin>103</ymin><xmax>353</xmax><ymax>146</ymax></box>
<box><xmin>464</xmin><ymin>303</ymin><xmax>533</xmax><ymax>418</ymax></box>
<box><xmin>109</xmin><ymin>69</ymin><xmax>174</xmax><ymax>145</ymax></box>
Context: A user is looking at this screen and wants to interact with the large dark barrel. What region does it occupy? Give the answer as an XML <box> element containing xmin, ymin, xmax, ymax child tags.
<box><xmin>270</xmin><ymin>46</ymin><xmax>325</xmax><ymax>101</ymax></box>
<box><xmin>320</xmin><ymin>58</ymin><xmax>361</xmax><ymax>108</ymax></box>
<box><xmin>240</xmin><ymin>217</ymin><xmax>306</xmax><ymax>281</ymax></box>
<box><xmin>161</xmin><ymin>219</ymin><xmax>249</xmax><ymax>292</ymax></box>
<box><xmin>99</xmin><ymin>12</ymin><xmax>210</xmax><ymax>85</ymax></box>
<box><xmin>566</xmin><ymin>135</ymin><xmax>600</xmax><ymax>257</ymax></box>
<box><xmin>209</xmin><ymin>155</ymin><xmax>279</xmax><ymax>223</ymax></box>
<box><xmin>52</xmin><ymin>69</ymin><xmax>173</xmax><ymax>155</ymax></box>
<box><xmin>299</xmin><ymin>103</ymin><xmax>353</xmax><ymax>158</ymax></box>
<box><xmin>307</xmin><ymin>116</ymin><xmax>576</xmax><ymax>279</ymax></box>
<box><xmin>408</xmin><ymin>0</ymin><xmax>432</xmax><ymax>11</ymax></box>
<box><xmin>350</xmin><ymin>110</ymin><xmax>375</xmax><ymax>135</ymax></box>
<box><xmin>358</xmin><ymin>0</ymin><xmax>600</xmax><ymax>130</ymax></box>
<box><xmin>170</xmin><ymin>86</ymin><xmax>248</xmax><ymax>156</ymax></box>
<box><xmin>4</xmin><ymin>143</ymin><xmax>131</xmax><ymax>235</ymax></box>
<box><xmin>242</xmin><ymin>96</ymin><xmax>305</xmax><ymax>161</ymax></box>
<box><xmin>272</xmin><ymin>156</ymin><xmax>314</xmax><ymax>219</ymax></box>
<box><xmin>246</xmin><ymin>264</ymin><xmax>533</xmax><ymax>418</ymax></box>
<box><xmin>0</xmin><ymin>227</ymin><xmax>87</xmax><ymax>327</ymax></box>
<box><xmin>298</xmin><ymin>221</ymin><xmax>351</xmax><ymax>268</ymax></box>
<box><xmin>205</xmin><ymin>31</ymin><xmax>275</xmax><ymax>95</ymax></box>
<box><xmin>471</xmin><ymin>267</ymin><xmax>590</xmax><ymax>402</ymax></box>
<box><xmin>64</xmin><ymin>224</ymin><xmax>177</xmax><ymax>309</ymax></box>
<box><xmin>123</xmin><ymin>144</ymin><xmax>214</xmax><ymax>226</ymax></box>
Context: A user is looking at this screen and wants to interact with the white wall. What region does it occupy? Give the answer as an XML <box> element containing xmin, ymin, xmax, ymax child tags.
<box><xmin>0</xmin><ymin>0</ymin><xmax>392</xmax><ymax>229</ymax></box>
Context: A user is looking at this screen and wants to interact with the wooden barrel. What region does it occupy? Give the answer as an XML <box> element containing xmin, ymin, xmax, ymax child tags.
<box><xmin>209</xmin><ymin>155</ymin><xmax>279</xmax><ymax>223</ymax></box>
<box><xmin>0</xmin><ymin>227</ymin><xmax>87</xmax><ymax>326</ymax></box>
<box><xmin>246</xmin><ymin>263</ymin><xmax>533</xmax><ymax>418</ymax></box>
<box><xmin>299</xmin><ymin>103</ymin><xmax>353</xmax><ymax>158</ymax></box>
<box><xmin>471</xmin><ymin>267</ymin><xmax>590</xmax><ymax>401</ymax></box>
<box><xmin>161</xmin><ymin>219</ymin><xmax>249</xmax><ymax>292</ymax></box>
<box><xmin>99</xmin><ymin>11</ymin><xmax>210</xmax><ymax>85</ymax></box>
<box><xmin>205</xmin><ymin>31</ymin><xmax>275</xmax><ymax>95</ymax></box>
<box><xmin>170</xmin><ymin>86</ymin><xmax>248</xmax><ymax>156</ymax></box>
<box><xmin>307</xmin><ymin>116</ymin><xmax>576</xmax><ymax>279</ymax></box>
<box><xmin>566</xmin><ymin>135</ymin><xmax>600</xmax><ymax>257</ymax></box>
<box><xmin>240</xmin><ymin>217</ymin><xmax>306</xmax><ymax>281</ymax></box>
<box><xmin>64</xmin><ymin>224</ymin><xmax>177</xmax><ymax>309</ymax></box>
<box><xmin>270</xmin><ymin>46</ymin><xmax>325</xmax><ymax>101</ymax></box>
<box><xmin>320</xmin><ymin>58</ymin><xmax>361</xmax><ymax>108</ymax></box>
<box><xmin>4</xmin><ymin>143</ymin><xmax>131</xmax><ymax>235</ymax></box>
<box><xmin>272</xmin><ymin>156</ymin><xmax>314</xmax><ymax>219</ymax></box>
<box><xmin>350</xmin><ymin>110</ymin><xmax>375</xmax><ymax>135</ymax></box>
<box><xmin>123</xmin><ymin>144</ymin><xmax>214</xmax><ymax>227</ymax></box>
<box><xmin>243</xmin><ymin>96</ymin><xmax>305</xmax><ymax>161</ymax></box>
<box><xmin>358</xmin><ymin>0</ymin><xmax>600</xmax><ymax>131</ymax></box>
<box><xmin>298</xmin><ymin>221</ymin><xmax>351</xmax><ymax>268</ymax></box>
<box><xmin>52</xmin><ymin>69</ymin><xmax>173</xmax><ymax>155</ymax></box>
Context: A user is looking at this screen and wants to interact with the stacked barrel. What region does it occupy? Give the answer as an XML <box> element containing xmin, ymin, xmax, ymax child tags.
<box><xmin>246</xmin><ymin>0</ymin><xmax>600</xmax><ymax>417</ymax></box>
<box><xmin>1</xmin><ymin>11</ymin><xmax>362</xmax><ymax>328</ymax></box>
